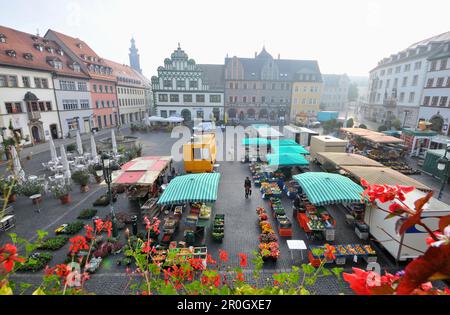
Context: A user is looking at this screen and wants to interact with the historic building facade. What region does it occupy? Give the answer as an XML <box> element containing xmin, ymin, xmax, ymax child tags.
<box><xmin>105</xmin><ymin>59</ymin><xmax>147</xmax><ymax>125</ymax></box>
<box><xmin>362</xmin><ymin>31</ymin><xmax>450</xmax><ymax>128</ymax></box>
<box><xmin>45</xmin><ymin>29</ymin><xmax>119</xmax><ymax>130</ymax></box>
<box><xmin>320</xmin><ymin>74</ymin><xmax>350</xmax><ymax>112</ymax></box>
<box><xmin>290</xmin><ymin>72</ymin><xmax>323</xmax><ymax>123</ymax></box>
<box><xmin>224</xmin><ymin>47</ymin><xmax>321</xmax><ymax>122</ymax></box>
<box><xmin>418</xmin><ymin>41</ymin><xmax>450</xmax><ymax>135</ymax></box>
<box><xmin>0</xmin><ymin>26</ymin><xmax>79</xmax><ymax>145</ymax></box>
<box><xmin>151</xmin><ymin>45</ymin><xmax>224</xmax><ymax>122</ymax></box>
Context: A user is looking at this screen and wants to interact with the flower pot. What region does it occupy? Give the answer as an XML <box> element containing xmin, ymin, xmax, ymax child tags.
<box><xmin>80</xmin><ymin>185</ymin><xmax>89</xmax><ymax>193</ymax></box>
<box><xmin>60</xmin><ymin>194</ymin><xmax>71</xmax><ymax>205</ymax></box>
<box><xmin>32</xmin><ymin>196</ymin><xmax>42</xmax><ymax>205</ymax></box>
<box><xmin>8</xmin><ymin>194</ymin><xmax>17</xmax><ymax>203</ymax></box>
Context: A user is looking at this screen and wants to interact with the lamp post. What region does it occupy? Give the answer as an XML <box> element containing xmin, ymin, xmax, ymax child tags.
<box><xmin>95</xmin><ymin>153</ymin><xmax>120</xmax><ymax>237</ymax></box>
<box><xmin>437</xmin><ymin>145</ymin><xmax>450</xmax><ymax>200</ymax></box>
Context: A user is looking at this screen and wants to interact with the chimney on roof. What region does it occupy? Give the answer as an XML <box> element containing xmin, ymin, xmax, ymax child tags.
<box><xmin>36</xmin><ymin>29</ymin><xmax>40</xmax><ymax>37</ymax></box>
<box><xmin>278</xmin><ymin>54</ymin><xmax>280</xmax><ymax>60</ymax></box>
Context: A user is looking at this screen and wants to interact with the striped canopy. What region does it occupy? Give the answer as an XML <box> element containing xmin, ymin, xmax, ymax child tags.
<box><xmin>272</xmin><ymin>145</ymin><xmax>310</xmax><ymax>155</ymax></box>
<box><xmin>111</xmin><ymin>156</ymin><xmax>172</xmax><ymax>186</ymax></box>
<box><xmin>270</xmin><ymin>139</ymin><xmax>298</xmax><ymax>146</ymax></box>
<box><xmin>241</xmin><ymin>138</ymin><xmax>270</xmax><ymax>146</ymax></box>
<box><xmin>293</xmin><ymin>172</ymin><xmax>364</xmax><ymax>206</ymax></box>
<box><xmin>266</xmin><ymin>153</ymin><xmax>309</xmax><ymax>167</ymax></box>
<box><xmin>157</xmin><ymin>173</ymin><xmax>221</xmax><ymax>205</ymax></box>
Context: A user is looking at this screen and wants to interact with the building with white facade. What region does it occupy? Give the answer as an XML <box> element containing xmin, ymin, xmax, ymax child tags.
<box><xmin>320</xmin><ymin>74</ymin><xmax>350</xmax><ymax>112</ymax></box>
<box><xmin>151</xmin><ymin>45</ymin><xmax>224</xmax><ymax>122</ymax></box>
<box><xmin>104</xmin><ymin>59</ymin><xmax>148</xmax><ymax>125</ymax></box>
<box><xmin>362</xmin><ymin>31</ymin><xmax>450</xmax><ymax>128</ymax></box>
<box><xmin>418</xmin><ymin>41</ymin><xmax>450</xmax><ymax>135</ymax></box>
<box><xmin>0</xmin><ymin>26</ymin><xmax>84</xmax><ymax>144</ymax></box>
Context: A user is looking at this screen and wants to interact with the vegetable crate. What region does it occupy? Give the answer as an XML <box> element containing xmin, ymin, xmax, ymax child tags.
<box><xmin>212</xmin><ymin>214</ymin><xmax>225</xmax><ymax>242</ymax></box>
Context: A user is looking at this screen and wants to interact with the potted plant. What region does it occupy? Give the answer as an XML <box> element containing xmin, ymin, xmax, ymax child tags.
<box><xmin>51</xmin><ymin>183</ymin><xmax>72</xmax><ymax>204</ymax></box>
<box><xmin>88</xmin><ymin>164</ymin><xmax>103</xmax><ymax>184</ymax></box>
<box><xmin>66</xmin><ymin>143</ymin><xmax>77</xmax><ymax>153</ymax></box>
<box><xmin>0</xmin><ymin>177</ymin><xmax>19</xmax><ymax>203</ymax></box>
<box><xmin>18</xmin><ymin>180</ymin><xmax>45</xmax><ymax>204</ymax></box>
<box><xmin>71</xmin><ymin>170</ymin><xmax>91</xmax><ymax>192</ymax></box>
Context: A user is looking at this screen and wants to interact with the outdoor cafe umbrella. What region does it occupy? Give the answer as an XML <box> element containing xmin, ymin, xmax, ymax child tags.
<box><xmin>90</xmin><ymin>134</ymin><xmax>98</xmax><ymax>163</ymax></box>
<box><xmin>111</xmin><ymin>129</ymin><xmax>117</xmax><ymax>155</ymax></box>
<box><xmin>60</xmin><ymin>144</ymin><xmax>71</xmax><ymax>180</ymax></box>
<box><xmin>76</xmin><ymin>131</ymin><xmax>83</xmax><ymax>155</ymax></box>
<box><xmin>49</xmin><ymin>137</ymin><xmax>58</xmax><ymax>163</ymax></box>
<box><xmin>10</xmin><ymin>146</ymin><xmax>25</xmax><ymax>182</ymax></box>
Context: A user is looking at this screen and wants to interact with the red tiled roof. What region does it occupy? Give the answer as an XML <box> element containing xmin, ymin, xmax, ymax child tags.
<box><xmin>0</xmin><ymin>25</ymin><xmax>89</xmax><ymax>79</ymax></box>
<box><xmin>103</xmin><ymin>59</ymin><xmax>145</xmax><ymax>87</ymax></box>
<box><xmin>46</xmin><ymin>29</ymin><xmax>116</xmax><ymax>82</ymax></box>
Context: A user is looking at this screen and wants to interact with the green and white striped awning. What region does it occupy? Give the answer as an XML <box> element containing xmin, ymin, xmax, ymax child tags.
<box><xmin>293</xmin><ymin>172</ymin><xmax>363</xmax><ymax>206</ymax></box>
<box><xmin>272</xmin><ymin>145</ymin><xmax>310</xmax><ymax>155</ymax></box>
<box><xmin>267</xmin><ymin>153</ymin><xmax>309</xmax><ymax>167</ymax></box>
<box><xmin>157</xmin><ymin>173</ymin><xmax>221</xmax><ymax>205</ymax></box>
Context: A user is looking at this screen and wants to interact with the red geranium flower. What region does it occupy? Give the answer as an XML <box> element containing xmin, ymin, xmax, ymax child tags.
<box><xmin>236</xmin><ymin>272</ymin><xmax>244</xmax><ymax>282</ymax></box>
<box><xmin>104</xmin><ymin>221</ymin><xmax>112</xmax><ymax>237</ymax></box>
<box><xmin>238</xmin><ymin>253</ymin><xmax>248</xmax><ymax>267</ymax></box>
<box><xmin>324</xmin><ymin>244</ymin><xmax>336</xmax><ymax>261</ymax></box>
<box><xmin>94</xmin><ymin>219</ymin><xmax>104</xmax><ymax>233</ymax></box>
<box><xmin>69</xmin><ymin>236</ymin><xmax>89</xmax><ymax>254</ymax></box>
<box><xmin>84</xmin><ymin>225</ymin><xmax>94</xmax><ymax>239</ymax></box>
<box><xmin>206</xmin><ymin>254</ymin><xmax>217</xmax><ymax>265</ymax></box>
<box><xmin>0</xmin><ymin>244</ymin><xmax>24</xmax><ymax>273</ymax></box>
<box><xmin>218</xmin><ymin>249</ymin><xmax>228</xmax><ymax>262</ymax></box>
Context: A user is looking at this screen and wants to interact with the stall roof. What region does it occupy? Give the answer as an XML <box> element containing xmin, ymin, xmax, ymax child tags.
<box><xmin>362</xmin><ymin>134</ymin><xmax>405</xmax><ymax>144</ymax></box>
<box><xmin>341</xmin><ymin>128</ymin><xmax>383</xmax><ymax>136</ymax></box>
<box><xmin>270</xmin><ymin>139</ymin><xmax>298</xmax><ymax>146</ymax></box>
<box><xmin>111</xmin><ymin>156</ymin><xmax>172</xmax><ymax>186</ymax></box>
<box><xmin>402</xmin><ymin>128</ymin><xmax>438</xmax><ymax>137</ymax></box>
<box><xmin>341</xmin><ymin>166</ymin><xmax>432</xmax><ymax>191</ymax></box>
<box><xmin>157</xmin><ymin>173</ymin><xmax>221</xmax><ymax>205</ymax></box>
<box><xmin>293</xmin><ymin>172</ymin><xmax>364</xmax><ymax>206</ymax></box>
<box><xmin>256</xmin><ymin>127</ymin><xmax>284</xmax><ymax>138</ymax></box>
<box><xmin>266</xmin><ymin>153</ymin><xmax>309</xmax><ymax>167</ymax></box>
<box><xmin>273</xmin><ymin>145</ymin><xmax>310</xmax><ymax>155</ymax></box>
<box><xmin>316</xmin><ymin>152</ymin><xmax>383</xmax><ymax>167</ymax></box>
<box><xmin>241</xmin><ymin>138</ymin><xmax>270</xmax><ymax>146</ymax></box>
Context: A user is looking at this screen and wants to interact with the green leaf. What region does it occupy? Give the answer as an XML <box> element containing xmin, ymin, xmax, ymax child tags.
<box><xmin>36</xmin><ymin>230</ymin><xmax>48</xmax><ymax>242</ymax></box>
<box><xmin>331</xmin><ymin>267</ymin><xmax>343</xmax><ymax>278</ymax></box>
<box><xmin>32</xmin><ymin>287</ymin><xmax>46</xmax><ymax>295</ymax></box>
<box><xmin>0</xmin><ymin>284</ymin><xmax>13</xmax><ymax>295</ymax></box>
<box><xmin>321</xmin><ymin>268</ymin><xmax>332</xmax><ymax>276</ymax></box>
<box><xmin>8</xmin><ymin>233</ymin><xmax>18</xmax><ymax>244</ymax></box>
<box><xmin>302</xmin><ymin>264</ymin><xmax>316</xmax><ymax>275</ymax></box>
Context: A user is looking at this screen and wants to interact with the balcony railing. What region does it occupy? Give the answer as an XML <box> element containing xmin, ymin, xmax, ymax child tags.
<box><xmin>28</xmin><ymin>111</ymin><xmax>41</xmax><ymax>121</ymax></box>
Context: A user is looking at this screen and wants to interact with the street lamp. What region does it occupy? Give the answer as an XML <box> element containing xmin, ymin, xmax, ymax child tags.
<box><xmin>437</xmin><ymin>145</ymin><xmax>450</xmax><ymax>200</ymax></box>
<box><xmin>96</xmin><ymin>153</ymin><xmax>120</xmax><ymax>237</ymax></box>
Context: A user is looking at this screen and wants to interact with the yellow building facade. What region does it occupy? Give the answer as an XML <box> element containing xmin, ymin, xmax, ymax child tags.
<box><xmin>290</xmin><ymin>78</ymin><xmax>322</xmax><ymax>123</ymax></box>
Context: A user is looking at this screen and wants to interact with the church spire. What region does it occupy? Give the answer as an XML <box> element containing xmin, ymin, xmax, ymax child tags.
<box><xmin>129</xmin><ymin>37</ymin><xmax>142</xmax><ymax>74</ymax></box>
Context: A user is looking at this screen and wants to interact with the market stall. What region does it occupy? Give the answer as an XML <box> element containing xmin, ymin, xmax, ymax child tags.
<box><xmin>401</xmin><ymin>128</ymin><xmax>438</xmax><ymax>157</ymax></box>
<box><xmin>315</xmin><ymin>152</ymin><xmax>383</xmax><ymax>172</ymax></box>
<box><xmin>241</xmin><ymin>138</ymin><xmax>271</xmax><ymax>163</ymax></box>
<box><xmin>308</xmin><ymin>243</ymin><xmax>377</xmax><ymax>267</ymax></box>
<box><xmin>110</xmin><ymin>156</ymin><xmax>172</xmax><ymax>205</ymax></box>
<box><xmin>309</xmin><ymin>136</ymin><xmax>348</xmax><ymax>160</ymax></box>
<box><xmin>283</xmin><ymin>125</ymin><xmax>319</xmax><ymax>147</ymax></box>
<box><xmin>157</xmin><ymin>173</ymin><xmax>221</xmax><ymax>245</ymax></box>
<box><xmin>252</xmin><ymin>124</ymin><xmax>284</xmax><ymax>139</ymax></box>
<box><xmin>421</xmin><ymin>149</ymin><xmax>446</xmax><ymax>179</ymax></box>
<box><xmin>293</xmin><ymin>172</ymin><xmax>364</xmax><ymax>242</ymax></box>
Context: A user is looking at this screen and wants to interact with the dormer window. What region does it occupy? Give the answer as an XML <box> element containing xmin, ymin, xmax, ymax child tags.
<box><xmin>23</xmin><ymin>53</ymin><xmax>33</xmax><ymax>60</ymax></box>
<box><xmin>56</xmin><ymin>49</ymin><xmax>64</xmax><ymax>56</ymax></box>
<box><xmin>77</xmin><ymin>43</ymin><xmax>83</xmax><ymax>49</ymax></box>
<box><xmin>72</xmin><ymin>63</ymin><xmax>80</xmax><ymax>72</ymax></box>
<box><xmin>6</xmin><ymin>50</ymin><xmax>16</xmax><ymax>58</ymax></box>
<box><xmin>31</xmin><ymin>35</ymin><xmax>38</xmax><ymax>42</ymax></box>
<box><xmin>81</xmin><ymin>54</ymin><xmax>87</xmax><ymax>60</ymax></box>
<box><xmin>34</xmin><ymin>44</ymin><xmax>44</xmax><ymax>52</ymax></box>
<box><xmin>43</xmin><ymin>39</ymin><xmax>49</xmax><ymax>44</ymax></box>
<box><xmin>46</xmin><ymin>47</ymin><xmax>55</xmax><ymax>53</ymax></box>
<box><xmin>0</xmin><ymin>34</ymin><xmax>6</xmax><ymax>43</ymax></box>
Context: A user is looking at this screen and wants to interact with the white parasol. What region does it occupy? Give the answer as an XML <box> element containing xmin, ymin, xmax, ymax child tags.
<box><xmin>76</xmin><ymin>131</ymin><xmax>83</xmax><ymax>155</ymax></box>
<box><xmin>90</xmin><ymin>134</ymin><xmax>98</xmax><ymax>163</ymax></box>
<box><xmin>111</xmin><ymin>129</ymin><xmax>117</xmax><ymax>155</ymax></box>
<box><xmin>10</xmin><ymin>146</ymin><xmax>25</xmax><ymax>182</ymax></box>
<box><xmin>60</xmin><ymin>144</ymin><xmax>71</xmax><ymax>179</ymax></box>
<box><xmin>49</xmin><ymin>137</ymin><xmax>58</xmax><ymax>163</ymax></box>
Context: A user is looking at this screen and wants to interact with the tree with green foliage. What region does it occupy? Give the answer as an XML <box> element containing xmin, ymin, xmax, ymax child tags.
<box><xmin>359</xmin><ymin>124</ymin><xmax>367</xmax><ymax>129</ymax></box>
<box><xmin>346</xmin><ymin>118</ymin><xmax>354</xmax><ymax>128</ymax></box>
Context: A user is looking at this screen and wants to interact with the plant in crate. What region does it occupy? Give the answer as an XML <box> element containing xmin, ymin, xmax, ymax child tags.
<box><xmin>50</xmin><ymin>183</ymin><xmax>72</xmax><ymax>204</ymax></box>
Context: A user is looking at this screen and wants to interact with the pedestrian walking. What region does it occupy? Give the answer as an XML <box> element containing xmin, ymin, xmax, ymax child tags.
<box><xmin>244</xmin><ymin>177</ymin><xmax>252</xmax><ymax>199</ymax></box>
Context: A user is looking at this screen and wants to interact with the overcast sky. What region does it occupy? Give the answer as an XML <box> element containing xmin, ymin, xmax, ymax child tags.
<box><xmin>1</xmin><ymin>0</ymin><xmax>449</xmax><ymax>78</ymax></box>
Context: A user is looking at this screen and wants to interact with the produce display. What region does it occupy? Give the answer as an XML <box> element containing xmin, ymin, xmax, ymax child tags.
<box><xmin>212</xmin><ymin>214</ymin><xmax>225</xmax><ymax>242</ymax></box>
<box><xmin>199</xmin><ymin>204</ymin><xmax>212</xmax><ymax>220</ymax></box>
<box><xmin>255</xmin><ymin>207</ymin><xmax>280</xmax><ymax>261</ymax></box>
<box><xmin>260</xmin><ymin>182</ymin><xmax>282</xmax><ymax>199</ymax></box>
<box><xmin>311</xmin><ymin>244</ymin><xmax>377</xmax><ymax>261</ymax></box>
<box><xmin>363</xmin><ymin>245</ymin><xmax>376</xmax><ymax>255</ymax></box>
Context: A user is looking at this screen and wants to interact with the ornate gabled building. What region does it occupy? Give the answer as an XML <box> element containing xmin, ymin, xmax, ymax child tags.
<box><xmin>224</xmin><ymin>47</ymin><xmax>322</xmax><ymax>122</ymax></box>
<box><xmin>151</xmin><ymin>45</ymin><xmax>224</xmax><ymax>122</ymax></box>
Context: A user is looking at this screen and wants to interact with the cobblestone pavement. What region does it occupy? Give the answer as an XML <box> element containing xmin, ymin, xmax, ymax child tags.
<box><xmin>2</xmin><ymin>128</ymin><xmax>448</xmax><ymax>294</ymax></box>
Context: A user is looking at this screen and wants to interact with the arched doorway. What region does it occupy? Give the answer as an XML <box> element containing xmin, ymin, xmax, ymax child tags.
<box><xmin>430</xmin><ymin>115</ymin><xmax>444</xmax><ymax>133</ymax></box>
<box><xmin>31</xmin><ymin>126</ymin><xmax>41</xmax><ymax>143</ymax></box>
<box><xmin>247</xmin><ymin>108</ymin><xmax>255</xmax><ymax>119</ymax></box>
<box><xmin>228</xmin><ymin>108</ymin><xmax>237</xmax><ymax>119</ymax></box>
<box><xmin>238</xmin><ymin>111</ymin><xmax>245</xmax><ymax>121</ymax></box>
<box><xmin>259</xmin><ymin>108</ymin><xmax>268</xmax><ymax>119</ymax></box>
<box><xmin>181</xmin><ymin>109</ymin><xmax>191</xmax><ymax>122</ymax></box>
<box><xmin>50</xmin><ymin>124</ymin><xmax>58</xmax><ymax>139</ymax></box>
